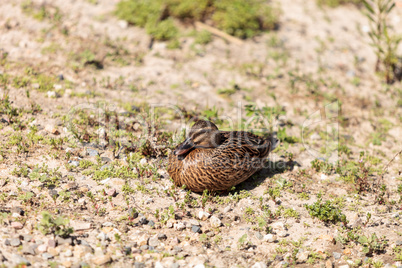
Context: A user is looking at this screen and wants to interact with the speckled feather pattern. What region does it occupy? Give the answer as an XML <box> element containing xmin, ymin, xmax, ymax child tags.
<box><xmin>167</xmin><ymin>131</ymin><xmax>272</xmax><ymax>192</ymax></box>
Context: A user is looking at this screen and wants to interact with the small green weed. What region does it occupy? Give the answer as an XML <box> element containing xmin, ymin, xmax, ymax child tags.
<box><xmin>362</xmin><ymin>0</ymin><xmax>402</xmax><ymax>83</ymax></box>
<box><xmin>358</xmin><ymin>233</ymin><xmax>387</xmax><ymax>255</ymax></box>
<box><xmin>38</xmin><ymin>211</ymin><xmax>73</xmax><ymax>238</ymax></box>
<box><xmin>305</xmin><ymin>199</ymin><xmax>347</xmax><ymax>224</ymax></box>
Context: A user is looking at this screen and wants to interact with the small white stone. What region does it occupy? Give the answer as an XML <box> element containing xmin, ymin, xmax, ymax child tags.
<box><xmin>263</xmin><ymin>234</ymin><xmax>276</xmax><ymax>243</ymax></box>
<box><xmin>210</xmin><ymin>216</ymin><xmax>222</xmax><ymax>228</ymax></box>
<box><xmin>47</xmin><ymin>91</ymin><xmax>58</xmax><ymax>98</ymax></box>
<box><xmin>154</xmin><ymin>262</ymin><xmax>164</xmax><ymax>268</ymax></box>
<box><xmin>223</xmin><ymin>206</ymin><xmax>231</xmax><ymax>213</ymax></box>
<box><xmin>64</xmin><ymin>249</ymin><xmax>73</xmax><ymax>257</ymax></box>
<box><xmin>53</xmin><ymin>84</ymin><xmax>62</xmax><ymax>90</ymax></box>
<box><xmin>362</xmin><ymin>25</ymin><xmax>370</xmax><ymax>33</ymax></box>
<box><xmin>118</xmin><ymin>20</ymin><xmax>128</xmax><ymax>29</ymax></box>
<box><xmin>37</xmin><ymin>244</ymin><xmax>47</xmax><ymax>253</ymax></box>
<box><xmin>99</xmin><ymin>178</ymin><xmax>110</xmax><ymax>184</ymax></box>
<box><xmin>198</xmin><ymin>211</ymin><xmax>210</xmax><ymax>221</ymax></box>
<box><xmin>320</xmin><ymin>174</ymin><xmax>328</xmax><ymax>180</ymax></box>
<box><xmin>174</xmin><ymin>222</ymin><xmax>186</xmax><ymax>231</ymax></box>
<box><xmin>251</xmin><ymin>262</ymin><xmax>267</xmax><ymax>268</ymax></box>
<box><xmin>140</xmin><ymin>158</ymin><xmax>147</xmax><ymax>166</ymax></box>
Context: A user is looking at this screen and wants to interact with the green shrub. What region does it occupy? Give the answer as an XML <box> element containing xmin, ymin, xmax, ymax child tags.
<box><xmin>115</xmin><ymin>0</ymin><xmax>279</xmax><ymax>41</ymax></box>
<box><xmin>38</xmin><ymin>211</ymin><xmax>73</xmax><ymax>238</ymax></box>
<box><xmin>115</xmin><ymin>0</ymin><xmax>162</xmax><ymax>27</ymax></box>
<box><xmin>212</xmin><ymin>0</ymin><xmax>277</xmax><ymax>39</ymax></box>
<box><xmin>305</xmin><ymin>199</ymin><xmax>347</xmax><ymax>224</ymax></box>
<box><xmin>146</xmin><ymin>18</ymin><xmax>178</xmax><ymax>41</ymax></box>
<box><xmin>167</xmin><ymin>0</ymin><xmax>210</xmax><ymax>20</ymax></box>
<box><xmin>317</xmin><ymin>0</ymin><xmax>362</xmax><ymax>7</ymax></box>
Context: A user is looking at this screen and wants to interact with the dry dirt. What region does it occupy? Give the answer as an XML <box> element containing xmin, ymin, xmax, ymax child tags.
<box><xmin>0</xmin><ymin>0</ymin><xmax>401</xmax><ymax>267</ymax></box>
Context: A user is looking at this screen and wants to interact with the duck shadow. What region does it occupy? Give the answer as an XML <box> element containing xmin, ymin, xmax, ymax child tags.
<box><xmin>222</xmin><ymin>159</ymin><xmax>300</xmax><ymax>195</ymax></box>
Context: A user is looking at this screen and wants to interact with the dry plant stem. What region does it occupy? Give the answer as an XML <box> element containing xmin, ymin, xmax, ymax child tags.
<box><xmin>382</xmin><ymin>148</ymin><xmax>402</xmax><ymax>173</ymax></box>
<box><xmin>195</xmin><ymin>21</ymin><xmax>244</xmax><ymax>45</ymax></box>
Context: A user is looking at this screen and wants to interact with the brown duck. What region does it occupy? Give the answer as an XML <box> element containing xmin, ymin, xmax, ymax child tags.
<box><xmin>167</xmin><ymin>120</ymin><xmax>278</xmax><ymax>192</ymax></box>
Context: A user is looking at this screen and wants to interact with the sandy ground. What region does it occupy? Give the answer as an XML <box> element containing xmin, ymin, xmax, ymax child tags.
<box><xmin>0</xmin><ymin>0</ymin><xmax>401</xmax><ymax>267</ymax></box>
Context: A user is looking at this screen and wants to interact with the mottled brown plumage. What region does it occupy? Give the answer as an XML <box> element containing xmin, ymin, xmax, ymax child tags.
<box><xmin>167</xmin><ymin>120</ymin><xmax>277</xmax><ymax>192</ymax></box>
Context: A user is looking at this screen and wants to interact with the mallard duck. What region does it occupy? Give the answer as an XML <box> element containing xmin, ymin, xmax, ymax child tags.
<box><xmin>167</xmin><ymin>120</ymin><xmax>278</xmax><ymax>192</ymax></box>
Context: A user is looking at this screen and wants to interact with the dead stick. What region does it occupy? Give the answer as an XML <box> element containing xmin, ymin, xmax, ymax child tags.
<box><xmin>195</xmin><ymin>21</ymin><xmax>244</xmax><ymax>45</ymax></box>
<box><xmin>383</xmin><ymin>148</ymin><xmax>402</xmax><ymax>172</ymax></box>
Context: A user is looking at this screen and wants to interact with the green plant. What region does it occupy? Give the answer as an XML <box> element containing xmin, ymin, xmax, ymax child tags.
<box><xmin>362</xmin><ymin>0</ymin><xmax>402</xmax><ymax>83</ymax></box>
<box><xmin>317</xmin><ymin>0</ymin><xmax>362</xmax><ymax>7</ymax></box>
<box><xmin>305</xmin><ymin>199</ymin><xmax>347</xmax><ymax>224</ymax></box>
<box><xmin>358</xmin><ymin>233</ymin><xmax>387</xmax><ymax>255</ymax></box>
<box><xmin>115</xmin><ymin>0</ymin><xmax>279</xmax><ymax>41</ymax></box>
<box><xmin>212</xmin><ymin>0</ymin><xmax>278</xmax><ymax>39</ymax></box>
<box><xmin>38</xmin><ymin>211</ymin><xmax>73</xmax><ymax>238</ymax></box>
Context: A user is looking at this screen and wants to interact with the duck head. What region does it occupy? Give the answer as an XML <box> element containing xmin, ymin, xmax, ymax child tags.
<box><xmin>174</xmin><ymin>120</ymin><xmax>221</xmax><ymax>156</ymax></box>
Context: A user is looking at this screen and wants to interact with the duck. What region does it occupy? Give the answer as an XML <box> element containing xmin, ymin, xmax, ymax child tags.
<box><xmin>167</xmin><ymin>120</ymin><xmax>278</xmax><ymax>192</ymax></box>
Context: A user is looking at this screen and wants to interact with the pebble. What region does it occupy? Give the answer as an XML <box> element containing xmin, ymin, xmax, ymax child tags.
<box><xmin>252</xmin><ymin>262</ymin><xmax>267</xmax><ymax>268</ymax></box>
<box><xmin>12</xmin><ymin>207</ymin><xmax>24</xmax><ymax>216</ymax></box>
<box><xmin>255</xmin><ymin>232</ymin><xmax>263</xmax><ymax>240</ymax></box>
<box><xmin>135</xmin><ymin>262</ymin><xmax>145</xmax><ymax>268</ymax></box>
<box><xmin>100</xmin><ymin>178</ymin><xmax>111</xmax><ymax>184</ymax></box>
<box><xmin>137</xmin><ymin>235</ymin><xmax>148</xmax><ymax>246</ymax></box>
<box><xmin>11</xmin><ymin>222</ymin><xmax>23</xmax><ymax>229</ymax></box>
<box><xmin>23</xmin><ymin>234</ymin><xmax>32</xmax><ymax>242</ymax></box>
<box><xmin>97</xmin><ymin>232</ymin><xmax>108</xmax><ymax>241</ymax></box>
<box><xmin>42</xmin><ymin>252</ymin><xmax>53</xmax><ymax>260</ymax></box>
<box><xmin>148</xmin><ymin>220</ymin><xmax>155</xmax><ymax>227</ymax></box>
<box><xmin>194</xmin><ymin>264</ymin><xmax>205</xmax><ymax>268</ymax></box>
<box><xmin>64</xmin><ymin>249</ymin><xmax>73</xmax><ymax>257</ymax></box>
<box><xmin>192</xmin><ymin>225</ymin><xmax>201</xmax><ymax>233</ymax></box>
<box><xmin>87</xmin><ymin>148</ymin><xmax>99</xmax><ymax>156</ymax></box>
<box><xmin>138</xmin><ymin>216</ymin><xmax>148</xmax><ymax>225</ymax></box>
<box><xmin>10</xmin><ymin>238</ymin><xmax>21</xmax><ymax>247</ymax></box>
<box><xmin>263</xmin><ymin>234</ymin><xmax>276</xmax><ymax>243</ymax></box>
<box><xmin>333</xmin><ymin>252</ymin><xmax>342</xmax><ymax>259</ymax></box>
<box><xmin>47</xmin><ymin>91</ymin><xmax>58</xmax><ymax>98</ymax></box>
<box><xmin>210</xmin><ymin>216</ymin><xmax>222</xmax><ymax>227</ymax></box>
<box><xmin>174</xmin><ymin>222</ymin><xmax>186</xmax><ymax>231</ymax></box>
<box><xmin>223</xmin><ymin>206</ymin><xmax>231</xmax><ymax>213</ymax></box>
<box><xmin>37</xmin><ymin>244</ymin><xmax>48</xmax><ymax>253</ymax></box>
<box><xmin>148</xmin><ymin>235</ymin><xmax>160</xmax><ymax>247</ymax></box>
<box><xmin>277</xmin><ymin>231</ymin><xmax>288</xmax><ymax>237</ymax></box>
<box><xmin>157</xmin><ymin>233</ymin><xmax>167</xmax><ymax>240</ymax></box>
<box><xmin>325</xmin><ymin>260</ymin><xmax>333</xmax><ymax>268</ymax></box>
<box><xmin>13</xmin><ymin>254</ymin><xmax>30</xmax><ymax>265</ymax></box>
<box><xmin>102</xmin><ymin>222</ymin><xmax>115</xmax><ymax>227</ymax></box>
<box><xmin>198</xmin><ymin>211</ymin><xmax>210</xmax><ymax>221</ymax></box>
<box><xmin>118</xmin><ymin>20</ymin><xmax>128</xmax><ymax>29</ymax></box>
<box><xmin>48</xmin><ymin>239</ymin><xmax>57</xmax><ymax>248</ymax></box>
<box><xmin>68</xmin><ymin>160</ymin><xmax>80</xmax><ymax>167</ymax></box>
<box><xmin>92</xmin><ymin>255</ymin><xmax>112</xmax><ymax>265</ymax></box>
<box><xmin>297</xmin><ymin>251</ymin><xmax>309</xmax><ymax>262</ymax></box>
<box><xmin>338</xmin><ymin>265</ymin><xmax>349</xmax><ymax>268</ymax></box>
<box><xmin>107</xmin><ymin>188</ymin><xmax>116</xmax><ymax>197</ymax></box>
<box><xmin>56</xmin><ymin>236</ymin><xmax>73</xmax><ymax>245</ymax></box>
<box><xmin>140</xmin><ymin>158</ymin><xmax>147</xmax><ymax>166</ymax></box>
<box><xmin>22</xmin><ymin>244</ymin><xmax>36</xmax><ymax>255</ymax></box>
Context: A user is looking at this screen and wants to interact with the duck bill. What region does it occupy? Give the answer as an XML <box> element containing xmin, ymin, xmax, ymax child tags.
<box><xmin>174</xmin><ymin>138</ymin><xmax>194</xmax><ymax>155</ymax></box>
